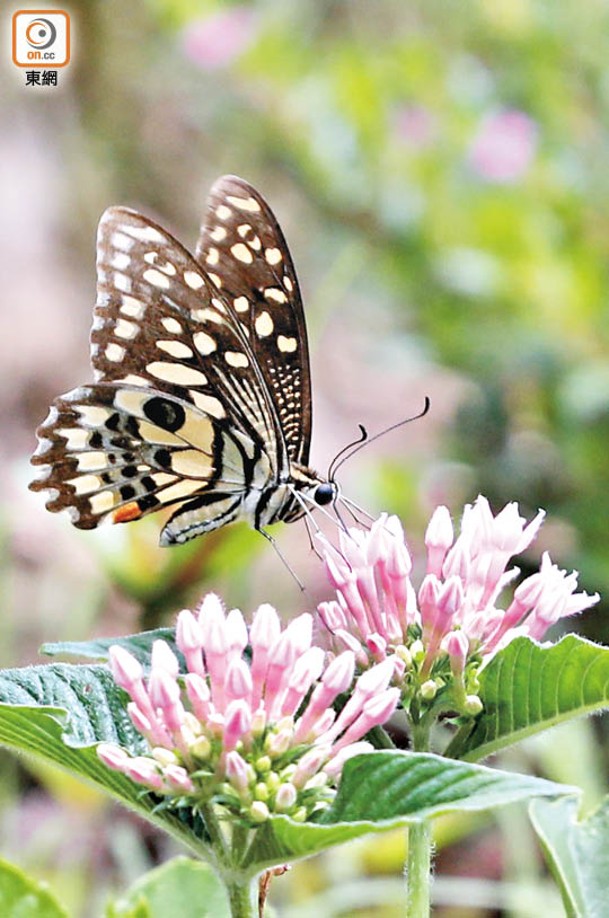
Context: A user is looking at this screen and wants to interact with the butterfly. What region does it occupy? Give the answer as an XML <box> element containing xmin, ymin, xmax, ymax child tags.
<box><xmin>29</xmin><ymin>175</ymin><xmax>339</xmax><ymax>547</ymax></box>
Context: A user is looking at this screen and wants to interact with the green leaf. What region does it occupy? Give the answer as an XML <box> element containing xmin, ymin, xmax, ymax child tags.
<box><xmin>0</xmin><ymin>665</ymin><xmax>576</xmax><ymax>876</ymax></box>
<box><xmin>107</xmin><ymin>857</ymin><xmax>229</xmax><ymax>918</ymax></box>
<box><xmin>42</xmin><ymin>629</ymin><xmax>179</xmax><ymax>667</ymax></box>
<box><xmin>445</xmin><ymin>635</ymin><xmax>609</xmax><ymax>762</ymax></box>
<box><xmin>0</xmin><ymin>855</ymin><xmax>68</xmax><ymax>917</ymax></box>
<box><xmin>243</xmin><ymin>751</ymin><xmax>575</xmax><ymax>873</ymax></box>
<box><xmin>530</xmin><ymin>796</ymin><xmax>609</xmax><ymax>917</ymax></box>
<box><xmin>0</xmin><ymin>665</ymin><xmax>212</xmax><ymax>859</ymax></box>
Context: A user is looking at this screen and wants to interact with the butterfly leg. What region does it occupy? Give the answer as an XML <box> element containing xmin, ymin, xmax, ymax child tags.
<box><xmin>258</xmin><ymin>527</ymin><xmax>305</xmax><ymax>591</ymax></box>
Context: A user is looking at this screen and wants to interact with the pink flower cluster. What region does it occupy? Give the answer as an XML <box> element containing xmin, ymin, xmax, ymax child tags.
<box><xmin>318</xmin><ymin>497</ymin><xmax>599</xmax><ymax>696</ymax></box>
<box><xmin>98</xmin><ymin>595</ymin><xmax>399</xmax><ymax>824</ymax></box>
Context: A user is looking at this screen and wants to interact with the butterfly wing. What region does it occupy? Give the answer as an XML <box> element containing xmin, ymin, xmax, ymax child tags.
<box><xmin>195</xmin><ymin>175</ymin><xmax>312</xmax><ymax>466</ymax></box>
<box><xmin>30</xmin><ymin>205</ymin><xmax>287</xmax><ymax>544</ymax></box>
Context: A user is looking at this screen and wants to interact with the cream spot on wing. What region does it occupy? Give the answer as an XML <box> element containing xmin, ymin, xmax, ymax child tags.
<box><xmin>216</xmin><ymin>204</ymin><xmax>232</xmax><ymax>220</ymax></box>
<box><xmin>175</xmin><ymin>413</ymin><xmax>215</xmax><ymax>453</ymax></box>
<box><xmin>137</xmin><ymin>421</ymin><xmax>183</xmax><ymax>446</ymax></box>
<box><xmin>57</xmin><ymin>428</ymin><xmax>89</xmax><ymax>449</ymax></box>
<box><xmin>120</xmin><ymin>296</ymin><xmax>146</xmax><ymax>318</ymax></box>
<box><xmin>118</xmin><ymin>374</ymin><xmax>149</xmax><ymax>386</ymax></box>
<box><xmin>157</xmin><ymin>339</ymin><xmax>194</xmax><ymax>359</ymax></box>
<box><xmin>192</xmin><ymin>307</ymin><xmax>223</xmax><ymax>324</ymax></box>
<box><xmin>69</xmin><ymin>474</ymin><xmax>102</xmax><ymax>495</ymax></box>
<box><xmin>210</xmin><ymin>226</ymin><xmax>227</xmax><ymax>242</ymax></box>
<box><xmin>76</xmin><ymin>452</ymin><xmax>108</xmax><ymax>471</ymax></box>
<box><xmin>161</xmin><ymin>317</ymin><xmax>183</xmax><ymax>334</ymax></box>
<box><xmin>77</xmin><ymin>405</ymin><xmax>113</xmax><ymax>426</ymax></box>
<box><xmin>248</xmin><ymin>235</ymin><xmax>261</xmax><ymax>251</ymax></box>
<box><xmin>264</xmin><ymin>287</ymin><xmax>288</xmax><ymax>304</ymax></box>
<box><xmin>111</xmin><ymin>252</ymin><xmax>131</xmax><ymax>270</ymax></box>
<box><xmin>233</xmin><ymin>296</ymin><xmax>249</xmax><ymax>313</ymax></box>
<box><xmin>225</xmin><ymin>351</ymin><xmax>249</xmax><ymax>368</ymax></box>
<box><xmin>277</xmin><ymin>335</ymin><xmax>297</xmax><ymax>353</ymax></box>
<box><xmin>227</xmin><ymin>195</ymin><xmax>261</xmax><ymax>213</ymax></box>
<box><xmin>124</xmin><ymin>224</ymin><xmax>165</xmax><ymax>243</ymax></box>
<box><xmin>90</xmin><ymin>491</ymin><xmax>116</xmax><ymax>513</ymax></box>
<box><xmin>192</xmin><ymin>392</ymin><xmax>226</xmax><ymax>419</ymax></box>
<box><xmin>114</xmin><ymin>389</ymin><xmax>147</xmax><ymax>414</ymax></box>
<box><xmin>193</xmin><ymin>331</ymin><xmax>217</xmax><ymax>355</ymax></box>
<box><xmin>255</xmin><ymin>311</ymin><xmax>274</xmax><ymax>337</ymax></box>
<box><xmin>283</xmin><ymin>275</ymin><xmax>293</xmax><ymax>292</ymax></box>
<box><xmin>208</xmin><ymin>272</ymin><xmax>222</xmax><ymax>288</ymax></box>
<box><xmin>147</xmin><ymin>363</ymin><xmax>208</xmax><ymax>386</ymax></box>
<box><xmin>184</xmin><ymin>270</ymin><xmax>205</xmax><ymax>290</ymax></box>
<box><xmin>144</xmin><ymin>251</ymin><xmax>158</xmax><ymax>264</ymax></box>
<box><xmin>114</xmin><ymin>273</ymin><xmax>132</xmax><ymax>293</ymax></box>
<box><xmin>105</xmin><ymin>342</ymin><xmax>126</xmax><ymax>362</ymax></box>
<box><xmin>143</xmin><ymin>268</ymin><xmax>171</xmax><ymax>289</ymax></box>
<box><xmin>157</xmin><ymin>479</ymin><xmax>203</xmax><ymax>502</ymax></box>
<box><xmin>230</xmin><ymin>243</ymin><xmax>253</xmax><ymax>264</ymax></box>
<box><xmin>111</xmin><ymin>232</ymin><xmax>134</xmax><ymax>251</ymax></box>
<box><xmin>170</xmin><ymin>450</ymin><xmax>214</xmax><ymax>478</ymax></box>
<box><xmin>211</xmin><ymin>297</ymin><xmax>227</xmax><ymax>313</ymax></box>
<box><xmin>237</xmin><ymin>224</ymin><xmax>252</xmax><ymax>237</ymax></box>
<box><xmin>206</xmin><ymin>247</ymin><xmax>220</xmax><ymax>266</ymax></box>
<box><xmin>114</xmin><ymin>319</ymin><xmax>138</xmax><ymax>339</ymax></box>
<box><xmin>265</xmin><ymin>247</ymin><xmax>282</xmax><ymax>266</ymax></box>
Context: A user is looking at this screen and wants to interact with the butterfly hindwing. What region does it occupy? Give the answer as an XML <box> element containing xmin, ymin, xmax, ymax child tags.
<box><xmin>196</xmin><ymin>176</ymin><xmax>312</xmax><ymax>466</ymax></box>
<box><xmin>30</xmin><ymin>383</ymin><xmax>264</xmax><ymax>543</ymax></box>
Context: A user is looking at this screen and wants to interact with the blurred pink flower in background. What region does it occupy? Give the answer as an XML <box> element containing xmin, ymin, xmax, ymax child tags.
<box><xmin>469</xmin><ymin>109</ymin><xmax>537</xmax><ymax>182</ymax></box>
<box><xmin>182</xmin><ymin>7</ymin><xmax>258</xmax><ymax>71</ymax></box>
<box><xmin>393</xmin><ymin>105</ymin><xmax>437</xmax><ymax>150</ymax></box>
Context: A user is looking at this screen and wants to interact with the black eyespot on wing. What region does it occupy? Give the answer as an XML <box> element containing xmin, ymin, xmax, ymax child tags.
<box><xmin>143</xmin><ymin>397</ymin><xmax>186</xmax><ymax>433</ymax></box>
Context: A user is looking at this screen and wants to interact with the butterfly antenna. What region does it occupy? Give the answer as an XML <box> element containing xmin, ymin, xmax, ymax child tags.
<box><xmin>258</xmin><ymin>528</ymin><xmax>305</xmax><ymax>591</ymax></box>
<box><xmin>327</xmin><ymin>424</ymin><xmax>368</xmax><ymax>483</ymax></box>
<box><xmin>330</xmin><ymin>396</ymin><xmax>431</xmax><ymax>480</ymax></box>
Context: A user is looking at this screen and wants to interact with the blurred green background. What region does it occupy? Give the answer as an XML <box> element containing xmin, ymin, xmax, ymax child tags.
<box><xmin>2</xmin><ymin>0</ymin><xmax>609</xmax><ymax>914</ymax></box>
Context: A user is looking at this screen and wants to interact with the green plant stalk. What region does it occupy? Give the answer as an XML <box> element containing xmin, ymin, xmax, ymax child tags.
<box><xmin>406</xmin><ymin>819</ymin><xmax>432</xmax><ymax>917</ymax></box>
<box><xmin>225</xmin><ymin>874</ymin><xmax>257</xmax><ymax>918</ymax></box>
<box><xmin>406</xmin><ymin>712</ymin><xmax>434</xmax><ymax>915</ymax></box>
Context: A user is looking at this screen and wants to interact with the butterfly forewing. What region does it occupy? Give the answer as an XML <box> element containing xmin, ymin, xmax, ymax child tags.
<box><xmin>30</xmin><ymin>177</ymin><xmax>321</xmax><ymax>545</ymax></box>
<box><xmin>92</xmin><ymin>206</ymin><xmax>280</xmax><ymax>463</ymax></box>
<box><xmin>196</xmin><ymin>176</ymin><xmax>312</xmax><ymax>466</ymax></box>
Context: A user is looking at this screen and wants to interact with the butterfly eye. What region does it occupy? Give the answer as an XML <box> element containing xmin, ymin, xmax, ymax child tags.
<box><xmin>314</xmin><ymin>482</ymin><xmax>336</xmax><ymax>506</ymax></box>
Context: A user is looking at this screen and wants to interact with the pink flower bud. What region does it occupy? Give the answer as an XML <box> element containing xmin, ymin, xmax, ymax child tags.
<box><xmin>109</xmin><ymin>645</ymin><xmax>143</xmax><ymax>693</ymax></box>
<box><xmin>163</xmin><ymin>764</ymin><xmax>195</xmax><ymax>794</ymax></box>
<box><xmin>275</xmin><ymin>782</ymin><xmax>297</xmax><ymax>811</ymax></box>
<box><xmin>176</xmin><ymin>610</ymin><xmax>205</xmax><ymax>677</ymax></box>
<box><xmin>225</xmin><ymin>750</ymin><xmax>251</xmax><ymax>793</ymax></box>
<box><xmin>324</xmin><ymin>741</ymin><xmax>373</xmax><ymax>778</ymax></box>
<box><xmin>151</xmin><ymin>640</ymin><xmax>179</xmax><ymax>678</ymax></box>
<box><xmin>425</xmin><ymin>505</ymin><xmax>453</xmax><ymax>576</ymax></box>
<box><xmin>125</xmin><ymin>756</ymin><xmax>164</xmax><ymax>790</ymax></box>
<box><xmin>97</xmin><ymin>743</ymin><xmax>129</xmax><ymax>770</ymax></box>
<box><xmin>292</xmin><ymin>746</ymin><xmax>330</xmax><ymax>788</ymax></box>
<box><xmin>223</xmin><ymin>700</ymin><xmax>252</xmax><ymax>751</ymax></box>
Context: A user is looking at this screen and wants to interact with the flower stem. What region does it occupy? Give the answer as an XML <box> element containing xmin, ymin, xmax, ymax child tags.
<box><xmin>406</xmin><ymin>819</ymin><xmax>432</xmax><ymax>917</ymax></box>
<box><xmin>226</xmin><ymin>875</ymin><xmax>257</xmax><ymax>918</ymax></box>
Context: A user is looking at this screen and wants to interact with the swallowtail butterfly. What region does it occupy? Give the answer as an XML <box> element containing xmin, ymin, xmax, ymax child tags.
<box><xmin>30</xmin><ymin>176</ymin><xmax>338</xmax><ymax>546</ymax></box>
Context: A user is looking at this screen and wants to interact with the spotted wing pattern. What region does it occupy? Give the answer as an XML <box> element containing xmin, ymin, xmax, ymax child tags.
<box><xmin>30</xmin><ymin>177</ymin><xmax>313</xmax><ymax>544</ymax></box>
<box><xmin>196</xmin><ymin>175</ymin><xmax>311</xmax><ymax>466</ymax></box>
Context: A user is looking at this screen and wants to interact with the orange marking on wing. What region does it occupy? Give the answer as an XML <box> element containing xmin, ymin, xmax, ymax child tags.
<box><xmin>113</xmin><ymin>502</ymin><xmax>142</xmax><ymax>524</ymax></box>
